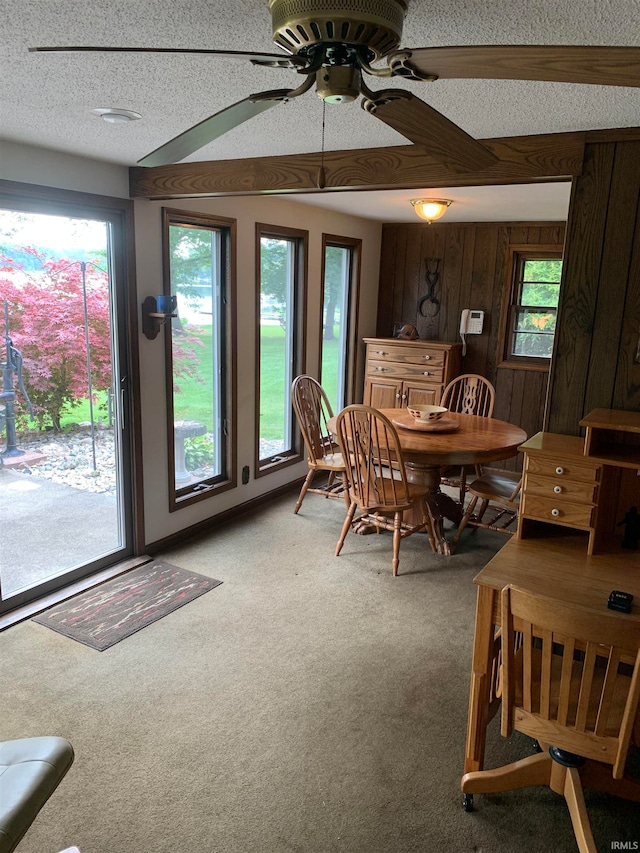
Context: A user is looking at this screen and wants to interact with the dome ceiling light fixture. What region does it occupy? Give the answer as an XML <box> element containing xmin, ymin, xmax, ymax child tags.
<box><xmin>410</xmin><ymin>198</ymin><xmax>452</xmax><ymax>223</ymax></box>
<box><xmin>90</xmin><ymin>108</ymin><xmax>142</xmax><ymax>124</ymax></box>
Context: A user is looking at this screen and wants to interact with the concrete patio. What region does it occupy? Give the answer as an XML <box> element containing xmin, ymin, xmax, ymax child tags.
<box><xmin>0</xmin><ymin>464</ymin><xmax>119</xmax><ymax>598</ymax></box>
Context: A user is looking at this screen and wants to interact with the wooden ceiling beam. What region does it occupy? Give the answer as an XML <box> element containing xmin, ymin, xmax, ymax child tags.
<box><xmin>129</xmin><ymin>130</ymin><xmax>587</xmax><ymax>200</ymax></box>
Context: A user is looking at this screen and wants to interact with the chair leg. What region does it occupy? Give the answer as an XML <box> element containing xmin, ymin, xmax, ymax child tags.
<box><xmin>459</xmin><ymin>467</ymin><xmax>467</xmax><ymax>504</ymax></box>
<box><xmin>563</xmin><ymin>767</ymin><xmax>597</xmax><ymax>853</ymax></box>
<box><xmin>452</xmin><ymin>495</ymin><xmax>479</xmax><ymax>546</ymax></box>
<box><xmin>392</xmin><ymin>511</ymin><xmax>402</xmax><ymax>576</ymax></box>
<box><xmin>341</xmin><ymin>474</ymin><xmax>351</xmax><ymax>509</ymax></box>
<box><xmin>294</xmin><ymin>469</ymin><xmax>315</xmax><ymax>513</ymax></box>
<box><xmin>461</xmin><ymin>752</ymin><xmax>552</xmax><ymax>795</ymax></box>
<box><xmin>336</xmin><ymin>502</ymin><xmax>357</xmax><ymax>556</ymax></box>
<box><xmin>476</xmin><ymin>499</ymin><xmax>489</xmax><ymax>522</ymax></box>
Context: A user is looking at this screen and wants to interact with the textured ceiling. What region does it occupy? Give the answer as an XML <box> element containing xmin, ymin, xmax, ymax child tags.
<box><xmin>1</xmin><ymin>0</ymin><xmax>637</xmax><ymax>220</ymax></box>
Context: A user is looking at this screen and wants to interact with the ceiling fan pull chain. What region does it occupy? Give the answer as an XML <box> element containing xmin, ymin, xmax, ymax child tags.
<box><xmin>318</xmin><ymin>101</ymin><xmax>327</xmax><ymax>189</ymax></box>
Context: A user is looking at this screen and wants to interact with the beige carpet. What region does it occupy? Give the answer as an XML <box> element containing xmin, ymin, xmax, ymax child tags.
<box><xmin>2</xmin><ymin>491</ymin><xmax>638</xmax><ymax>852</ymax></box>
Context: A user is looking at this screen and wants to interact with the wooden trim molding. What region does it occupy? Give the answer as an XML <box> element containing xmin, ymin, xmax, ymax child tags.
<box><xmin>129</xmin><ymin>130</ymin><xmax>586</xmax><ymax>199</ymax></box>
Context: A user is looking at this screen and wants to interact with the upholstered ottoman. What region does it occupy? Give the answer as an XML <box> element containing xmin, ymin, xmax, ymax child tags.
<box><xmin>0</xmin><ymin>737</ymin><xmax>74</xmax><ymax>853</ymax></box>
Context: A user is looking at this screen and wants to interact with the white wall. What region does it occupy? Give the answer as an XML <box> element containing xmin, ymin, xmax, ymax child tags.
<box><xmin>0</xmin><ymin>140</ymin><xmax>130</xmax><ymax>197</ymax></box>
<box><xmin>134</xmin><ymin>195</ymin><xmax>381</xmax><ymax>544</ymax></box>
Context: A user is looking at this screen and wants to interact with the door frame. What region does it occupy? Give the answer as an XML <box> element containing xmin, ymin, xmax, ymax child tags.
<box><xmin>0</xmin><ymin>179</ymin><xmax>145</xmax><ymax>614</ymax></box>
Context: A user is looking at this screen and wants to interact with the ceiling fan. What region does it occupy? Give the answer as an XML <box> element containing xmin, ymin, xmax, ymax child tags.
<box><xmin>30</xmin><ymin>0</ymin><xmax>640</xmax><ymax>172</ymax></box>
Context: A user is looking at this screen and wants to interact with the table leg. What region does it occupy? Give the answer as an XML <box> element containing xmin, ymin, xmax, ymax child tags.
<box><xmin>404</xmin><ymin>462</ymin><xmax>462</xmax><ymax>554</ymax></box>
<box><xmin>464</xmin><ymin>584</ymin><xmax>497</xmax><ymax>775</ymax></box>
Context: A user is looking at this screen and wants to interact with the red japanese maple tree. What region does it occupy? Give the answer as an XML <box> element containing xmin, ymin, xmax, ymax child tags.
<box><xmin>0</xmin><ymin>248</ymin><xmax>112</xmax><ymax>431</ymax></box>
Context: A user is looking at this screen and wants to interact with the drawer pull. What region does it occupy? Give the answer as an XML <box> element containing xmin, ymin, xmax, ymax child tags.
<box><xmin>423</xmin><ymin>371</ymin><xmax>430</xmax><ymax>376</ymax></box>
<box><xmin>551</xmin><ymin>508</ymin><xmax>561</xmax><ymax>517</ymax></box>
<box><xmin>556</xmin><ymin>466</ymin><xmax>564</xmax><ymax>475</ymax></box>
<box><xmin>395</xmin><ymin>393</ymin><xmax>401</xmax><ymax>400</ymax></box>
<box><xmin>423</xmin><ymin>355</ymin><xmax>431</xmax><ymax>360</ymax></box>
<box><xmin>375</xmin><ymin>350</ymin><xmax>388</xmax><ymax>356</ymax></box>
<box><xmin>553</xmin><ymin>485</ymin><xmax>562</xmax><ymax>494</ymax></box>
<box><xmin>374</xmin><ymin>366</ymin><xmax>388</xmax><ymax>372</ymax></box>
<box><xmin>401</xmin><ymin>393</ymin><xmax>407</xmax><ymax>402</ymax></box>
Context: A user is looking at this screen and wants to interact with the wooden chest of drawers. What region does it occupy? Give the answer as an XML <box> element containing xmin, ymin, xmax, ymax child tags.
<box><xmin>363</xmin><ymin>338</ymin><xmax>462</xmax><ymax>410</ymax></box>
<box><xmin>517</xmin><ymin>432</ymin><xmax>602</xmax><ymax>554</ymax></box>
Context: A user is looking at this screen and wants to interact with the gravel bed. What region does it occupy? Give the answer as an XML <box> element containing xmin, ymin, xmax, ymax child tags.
<box><xmin>2</xmin><ymin>428</ymin><xmax>289</xmax><ymax>495</ymax></box>
<box><xmin>2</xmin><ymin>426</ymin><xmax>118</xmax><ymax>495</ymax></box>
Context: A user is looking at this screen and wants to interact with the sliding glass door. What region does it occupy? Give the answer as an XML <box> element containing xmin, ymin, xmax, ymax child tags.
<box><xmin>0</xmin><ymin>191</ymin><xmax>134</xmax><ymax>612</ymax></box>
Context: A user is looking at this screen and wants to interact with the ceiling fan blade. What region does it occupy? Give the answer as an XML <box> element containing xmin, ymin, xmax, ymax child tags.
<box><xmin>138</xmin><ymin>91</ymin><xmax>291</xmax><ymax>167</ymax></box>
<box><xmin>29</xmin><ymin>46</ymin><xmax>305</xmax><ymax>68</ymax></box>
<box><xmin>389</xmin><ymin>45</ymin><xmax>640</xmax><ymax>87</ymax></box>
<box><xmin>363</xmin><ymin>91</ymin><xmax>497</xmax><ymax>173</ymax></box>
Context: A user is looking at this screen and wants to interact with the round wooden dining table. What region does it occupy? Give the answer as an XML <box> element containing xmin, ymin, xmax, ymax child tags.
<box><xmin>329</xmin><ymin>408</ymin><xmax>527</xmax><ymax>555</ymax></box>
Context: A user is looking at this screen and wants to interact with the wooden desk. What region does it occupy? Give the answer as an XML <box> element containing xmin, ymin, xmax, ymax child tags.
<box><xmin>464</xmin><ymin>532</ymin><xmax>640</xmax><ymax>775</ymax></box>
<box><xmin>329</xmin><ymin>409</ymin><xmax>526</xmax><ymax>554</ymax></box>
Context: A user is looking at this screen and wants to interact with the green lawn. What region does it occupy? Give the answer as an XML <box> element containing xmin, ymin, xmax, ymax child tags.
<box><xmin>60</xmin><ymin>324</ymin><xmax>341</xmax><ymax>440</ymax></box>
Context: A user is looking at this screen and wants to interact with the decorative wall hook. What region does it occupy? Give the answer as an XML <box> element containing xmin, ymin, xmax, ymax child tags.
<box><xmin>417</xmin><ymin>257</ymin><xmax>441</xmax><ymax>317</ymax></box>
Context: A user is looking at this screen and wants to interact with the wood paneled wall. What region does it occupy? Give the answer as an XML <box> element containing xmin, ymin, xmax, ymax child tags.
<box><xmin>547</xmin><ymin>139</ymin><xmax>640</xmax><ymax>433</ymax></box>
<box><xmin>377</xmin><ymin>221</ymin><xmax>566</xmax><ymax>467</ymax></box>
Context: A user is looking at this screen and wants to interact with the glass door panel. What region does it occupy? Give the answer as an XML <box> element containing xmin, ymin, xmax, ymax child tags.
<box><xmin>0</xmin><ymin>208</ymin><xmax>132</xmax><ymax>605</ymax></box>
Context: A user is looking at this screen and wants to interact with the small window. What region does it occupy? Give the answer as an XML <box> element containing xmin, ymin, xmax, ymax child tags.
<box><xmin>255</xmin><ymin>224</ymin><xmax>307</xmax><ymax>476</ymax></box>
<box><xmin>500</xmin><ymin>249</ymin><xmax>563</xmax><ymax>368</ymax></box>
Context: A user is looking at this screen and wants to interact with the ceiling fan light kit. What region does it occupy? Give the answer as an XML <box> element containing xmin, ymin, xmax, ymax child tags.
<box><xmin>30</xmin><ymin>1</ymin><xmax>640</xmax><ymax>170</ymax></box>
<box><xmin>411</xmin><ymin>198</ymin><xmax>452</xmax><ymax>223</ymax></box>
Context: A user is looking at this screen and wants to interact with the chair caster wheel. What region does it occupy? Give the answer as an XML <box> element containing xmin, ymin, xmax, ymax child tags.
<box><xmin>463</xmin><ymin>793</ymin><xmax>474</xmax><ymax>812</ymax></box>
<box><xmin>532</xmin><ymin>740</ymin><xmax>542</xmax><ymax>753</ymax></box>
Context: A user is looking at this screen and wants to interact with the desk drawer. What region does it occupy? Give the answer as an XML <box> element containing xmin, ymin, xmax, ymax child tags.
<box><xmin>366</xmin><ymin>344</ymin><xmax>446</xmax><ymax>368</ymax></box>
<box><xmin>521</xmin><ymin>495</ymin><xmax>594</xmax><ymax>528</ymax></box>
<box><xmin>367</xmin><ymin>360</ymin><xmax>445</xmax><ymax>383</ymax></box>
<box><xmin>525</xmin><ymin>454</ymin><xmax>600</xmax><ymax>484</ymax></box>
<box><xmin>524</xmin><ymin>473</ymin><xmax>598</xmax><ymax>504</ymax></box>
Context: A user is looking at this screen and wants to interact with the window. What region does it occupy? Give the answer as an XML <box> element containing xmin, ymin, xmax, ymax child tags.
<box><xmin>500</xmin><ymin>248</ymin><xmax>563</xmax><ymax>368</ymax></box>
<box><xmin>163</xmin><ymin>209</ymin><xmax>236</xmax><ymax>508</ymax></box>
<box><xmin>319</xmin><ymin>235</ymin><xmax>361</xmax><ymax>413</ymax></box>
<box><xmin>256</xmin><ymin>224</ymin><xmax>307</xmax><ymax>475</ymax></box>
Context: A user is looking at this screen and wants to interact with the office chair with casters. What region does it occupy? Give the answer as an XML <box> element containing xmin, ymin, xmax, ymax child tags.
<box><xmin>440</xmin><ymin>374</ymin><xmax>496</xmax><ymax>502</ymax></box>
<box><xmin>291</xmin><ymin>375</ymin><xmax>349</xmax><ymax>514</ymax></box>
<box><xmin>451</xmin><ymin>472</ymin><xmax>522</xmax><ymax>546</ymax></box>
<box><xmin>334</xmin><ymin>405</ymin><xmax>436</xmax><ymax>575</ymax></box>
<box><xmin>0</xmin><ymin>736</ymin><xmax>74</xmax><ymax>853</ymax></box>
<box><xmin>461</xmin><ymin>585</ymin><xmax>640</xmax><ymax>853</ymax></box>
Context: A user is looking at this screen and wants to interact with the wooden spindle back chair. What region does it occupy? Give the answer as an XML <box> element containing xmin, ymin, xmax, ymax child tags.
<box><xmin>452</xmin><ymin>472</ymin><xmax>522</xmax><ymax>546</ymax></box>
<box><xmin>334</xmin><ymin>405</ymin><xmax>435</xmax><ymax>575</ymax></box>
<box><xmin>462</xmin><ymin>585</ymin><xmax>640</xmax><ymax>852</ymax></box>
<box><xmin>440</xmin><ymin>374</ymin><xmax>496</xmax><ymax>502</ymax></box>
<box><xmin>291</xmin><ymin>375</ymin><xmax>349</xmax><ymax>514</ymax></box>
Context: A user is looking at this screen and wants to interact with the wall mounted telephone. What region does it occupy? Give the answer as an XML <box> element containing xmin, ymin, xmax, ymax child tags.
<box><xmin>459</xmin><ymin>309</ymin><xmax>485</xmax><ymax>356</ymax></box>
